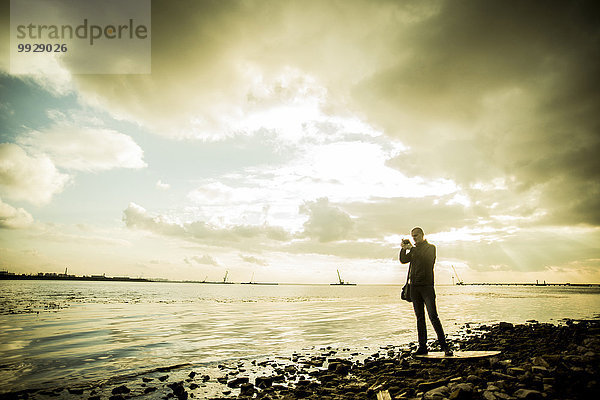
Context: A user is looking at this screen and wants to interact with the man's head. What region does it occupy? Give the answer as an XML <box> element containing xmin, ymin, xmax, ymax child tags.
<box><xmin>411</xmin><ymin>227</ymin><xmax>425</xmax><ymax>244</ymax></box>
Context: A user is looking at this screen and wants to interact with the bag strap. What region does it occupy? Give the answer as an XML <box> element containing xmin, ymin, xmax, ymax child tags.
<box><xmin>405</xmin><ymin>260</ymin><xmax>411</xmax><ymax>285</ymax></box>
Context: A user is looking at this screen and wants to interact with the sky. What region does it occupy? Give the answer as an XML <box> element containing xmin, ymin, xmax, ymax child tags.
<box><xmin>1</xmin><ymin>0</ymin><xmax>599</xmax><ymax>284</ymax></box>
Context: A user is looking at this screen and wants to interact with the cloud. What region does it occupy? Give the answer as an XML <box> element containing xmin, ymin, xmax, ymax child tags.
<box><xmin>0</xmin><ymin>197</ymin><xmax>33</xmax><ymax>229</ymax></box>
<box><xmin>66</xmin><ymin>0</ymin><xmax>412</xmax><ymax>140</ymax></box>
<box><xmin>122</xmin><ymin>202</ymin><xmax>291</xmax><ymax>246</ymax></box>
<box><xmin>156</xmin><ymin>180</ymin><xmax>170</xmax><ymax>191</ymax></box>
<box><xmin>239</xmin><ymin>254</ymin><xmax>268</xmax><ymax>266</ymax></box>
<box><xmin>299</xmin><ymin>197</ymin><xmax>354</xmax><ymax>242</ymax></box>
<box><xmin>17</xmin><ymin>120</ymin><xmax>146</xmax><ymax>172</ymax></box>
<box><xmin>185</xmin><ymin>254</ymin><xmax>219</xmax><ymax>266</ymax></box>
<box><xmin>0</xmin><ymin>143</ymin><xmax>69</xmax><ymax>205</ymax></box>
<box><xmin>351</xmin><ymin>0</ymin><xmax>600</xmax><ymax>227</ymax></box>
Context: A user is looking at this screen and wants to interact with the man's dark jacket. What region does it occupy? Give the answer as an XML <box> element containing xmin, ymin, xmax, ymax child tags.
<box><xmin>399</xmin><ymin>240</ymin><xmax>436</xmax><ymax>286</ymax></box>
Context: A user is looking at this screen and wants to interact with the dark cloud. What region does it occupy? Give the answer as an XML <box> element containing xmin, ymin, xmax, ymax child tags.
<box><xmin>355</xmin><ymin>0</ymin><xmax>600</xmax><ymax>227</ymax></box>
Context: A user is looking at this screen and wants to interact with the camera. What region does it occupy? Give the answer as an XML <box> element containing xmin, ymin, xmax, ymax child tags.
<box><xmin>402</xmin><ymin>239</ymin><xmax>410</xmax><ymax>245</ymax></box>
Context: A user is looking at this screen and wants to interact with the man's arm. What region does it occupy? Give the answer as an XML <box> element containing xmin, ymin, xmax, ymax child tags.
<box><xmin>399</xmin><ymin>248</ymin><xmax>411</xmax><ymax>264</ymax></box>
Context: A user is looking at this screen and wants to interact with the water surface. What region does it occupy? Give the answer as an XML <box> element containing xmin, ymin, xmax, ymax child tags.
<box><xmin>1</xmin><ymin>281</ymin><xmax>598</xmax><ymax>392</ymax></box>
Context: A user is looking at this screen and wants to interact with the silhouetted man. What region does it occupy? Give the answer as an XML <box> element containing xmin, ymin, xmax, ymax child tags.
<box><xmin>400</xmin><ymin>227</ymin><xmax>452</xmax><ymax>355</ymax></box>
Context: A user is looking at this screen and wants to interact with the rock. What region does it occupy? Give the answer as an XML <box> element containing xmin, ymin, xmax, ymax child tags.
<box><xmin>227</xmin><ymin>376</ymin><xmax>249</xmax><ymax>388</ymax></box>
<box><xmin>507</xmin><ymin>367</ymin><xmax>527</xmax><ymax>375</ymax></box>
<box><xmin>419</xmin><ymin>379</ymin><xmax>449</xmax><ymax>392</ymax></box>
<box><xmin>284</xmin><ymin>365</ymin><xmax>297</xmax><ymax>374</ymax></box>
<box><xmin>167</xmin><ymin>381</ymin><xmax>188</xmax><ymax>400</ymax></box>
<box><xmin>111</xmin><ymin>385</ymin><xmax>130</xmax><ymax>395</ymax></box>
<box><xmin>345</xmin><ymin>382</ymin><xmax>369</xmax><ymax>393</ymax></box>
<box><xmin>239</xmin><ymin>382</ymin><xmax>255</xmax><ymax>396</ymax></box>
<box><xmin>142</xmin><ymin>377</ymin><xmax>153</xmax><ymax>382</ymax></box>
<box><xmin>297</xmin><ymin>377</ymin><xmax>313</xmax><ymax>386</ymax></box>
<box><xmin>491</xmin><ymin>371</ymin><xmax>516</xmax><ymax>380</ymax></box>
<box><xmin>424</xmin><ymin>385</ymin><xmax>449</xmax><ymax>399</ymax></box>
<box><xmin>189</xmin><ymin>383</ymin><xmax>199</xmax><ymax>390</ymax></box>
<box><xmin>318</xmin><ymin>373</ymin><xmax>336</xmax><ymax>383</ymax></box>
<box><xmin>144</xmin><ymin>387</ymin><xmax>157</xmax><ymax>394</ymax></box>
<box><xmin>255</xmin><ymin>376</ymin><xmax>274</xmax><ymax>388</ymax></box>
<box><xmin>201</xmin><ymin>375</ymin><xmax>210</xmax><ymax>382</ymax></box>
<box><xmin>530</xmin><ymin>356</ymin><xmax>549</xmax><ymax>368</ymax></box>
<box><xmin>293</xmin><ymin>388</ymin><xmax>311</xmax><ymax>398</ymax></box>
<box><xmin>482</xmin><ymin>391</ymin><xmax>497</xmax><ymax>400</ymax></box>
<box><xmin>494</xmin><ymin>392</ymin><xmax>512</xmax><ymax>400</ymax></box>
<box><xmin>158</xmin><ymin>374</ymin><xmax>169</xmax><ymax>382</ymax></box>
<box><xmin>188</xmin><ymin>371</ymin><xmax>196</xmax><ymax>379</ymax></box>
<box><xmin>513</xmin><ymin>389</ymin><xmax>543</xmax><ymax>400</ymax></box>
<box><xmin>67</xmin><ymin>388</ymin><xmax>84</xmax><ymax>395</ymax></box>
<box><xmin>449</xmin><ymin>383</ymin><xmax>474</xmax><ymax>400</ymax></box>
<box><xmin>531</xmin><ymin>366</ymin><xmax>548</xmax><ymax>375</ymax></box>
<box><xmin>499</xmin><ymin>322</ymin><xmax>514</xmax><ymax>330</ymax></box>
<box><xmin>327</xmin><ymin>359</ymin><xmax>352</xmax><ymax>375</ymax></box>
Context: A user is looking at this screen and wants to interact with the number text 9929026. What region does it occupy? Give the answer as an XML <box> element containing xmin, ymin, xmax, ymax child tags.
<box><xmin>18</xmin><ymin>43</ymin><xmax>67</xmax><ymax>52</ymax></box>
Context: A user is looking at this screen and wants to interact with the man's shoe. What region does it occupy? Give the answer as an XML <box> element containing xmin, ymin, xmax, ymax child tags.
<box><xmin>414</xmin><ymin>347</ymin><xmax>428</xmax><ymax>355</ymax></box>
<box><xmin>442</xmin><ymin>346</ymin><xmax>454</xmax><ymax>356</ymax></box>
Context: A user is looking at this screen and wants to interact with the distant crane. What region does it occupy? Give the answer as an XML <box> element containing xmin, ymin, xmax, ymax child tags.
<box><xmin>452</xmin><ymin>265</ymin><xmax>464</xmax><ymax>285</ymax></box>
<box><xmin>223</xmin><ymin>270</ymin><xmax>229</xmax><ymax>283</ymax></box>
<box><xmin>330</xmin><ymin>269</ymin><xmax>356</xmax><ymax>286</ymax></box>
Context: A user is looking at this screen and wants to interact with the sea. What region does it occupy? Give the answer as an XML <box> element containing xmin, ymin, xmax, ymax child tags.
<box><xmin>1</xmin><ymin>280</ymin><xmax>599</xmax><ymax>394</ymax></box>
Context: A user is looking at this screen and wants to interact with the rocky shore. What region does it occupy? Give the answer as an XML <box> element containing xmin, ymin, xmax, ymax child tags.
<box><xmin>2</xmin><ymin>319</ymin><xmax>599</xmax><ymax>400</ymax></box>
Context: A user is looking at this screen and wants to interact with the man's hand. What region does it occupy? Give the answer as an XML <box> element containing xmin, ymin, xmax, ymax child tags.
<box><xmin>401</xmin><ymin>240</ymin><xmax>413</xmax><ymax>250</ymax></box>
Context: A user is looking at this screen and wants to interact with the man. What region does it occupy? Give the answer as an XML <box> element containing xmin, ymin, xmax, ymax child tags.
<box><xmin>400</xmin><ymin>227</ymin><xmax>452</xmax><ymax>356</ymax></box>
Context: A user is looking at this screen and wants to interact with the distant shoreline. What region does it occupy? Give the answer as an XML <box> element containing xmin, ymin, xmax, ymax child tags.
<box><xmin>0</xmin><ymin>271</ymin><xmax>279</xmax><ymax>285</ymax></box>
<box><xmin>0</xmin><ymin>273</ymin><xmax>150</xmax><ymax>282</ymax></box>
<box><xmin>1</xmin><ymin>271</ymin><xmax>598</xmax><ymax>286</ymax></box>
